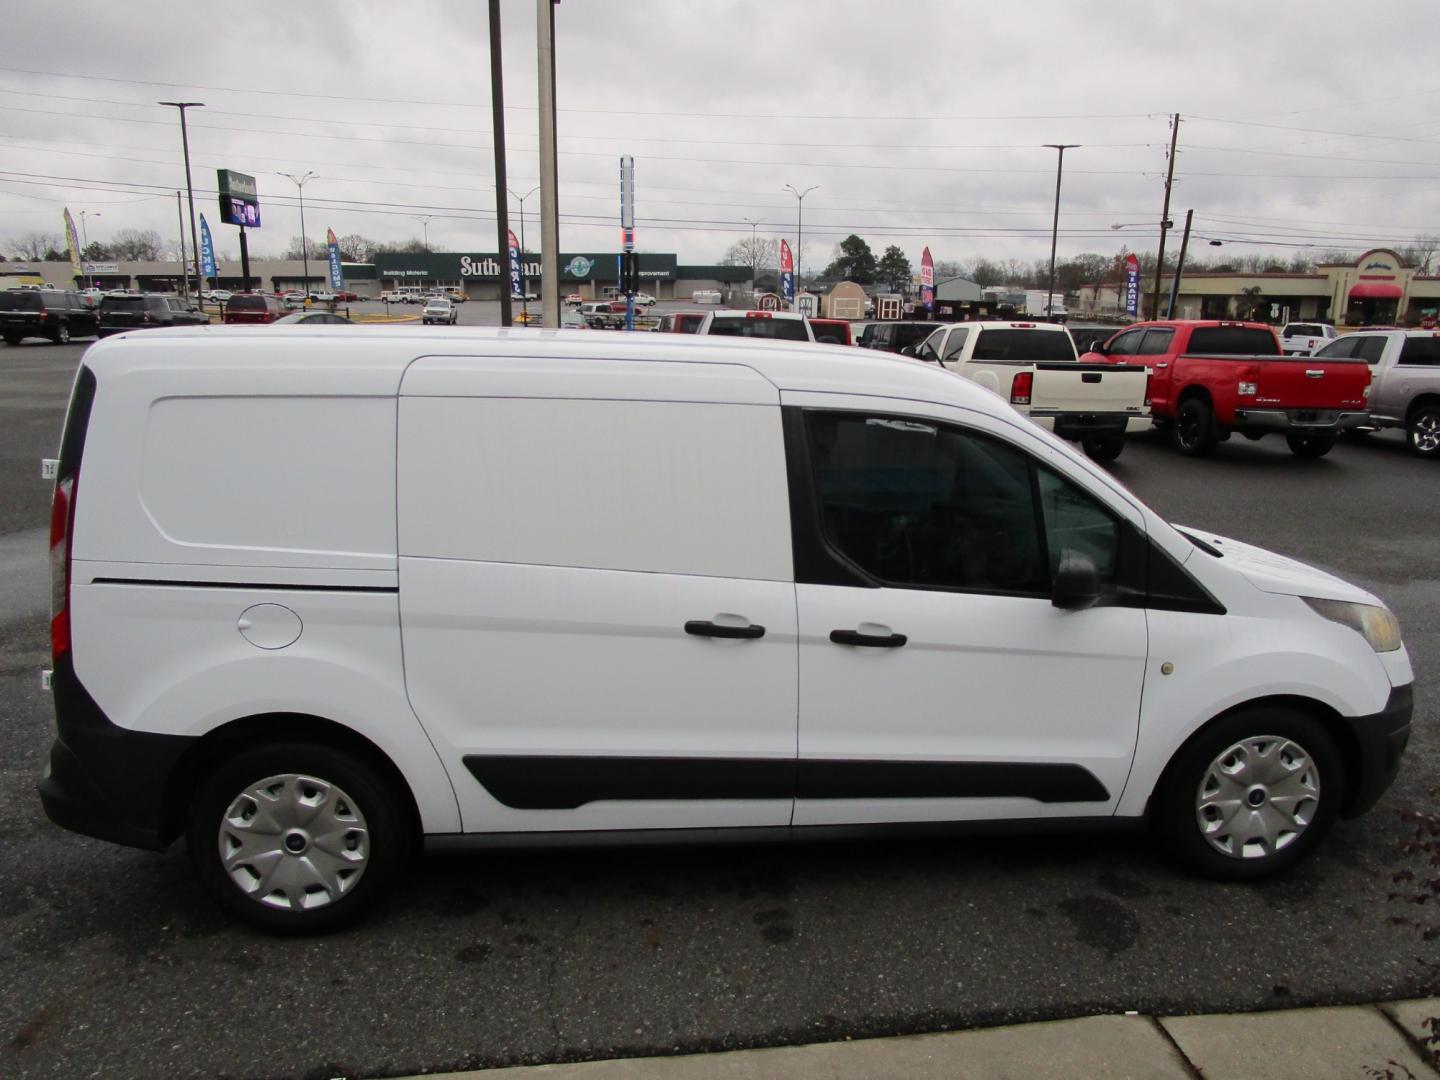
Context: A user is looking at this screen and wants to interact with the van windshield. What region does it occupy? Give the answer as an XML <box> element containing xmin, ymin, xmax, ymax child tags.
<box><xmin>0</xmin><ymin>291</ymin><xmax>43</xmax><ymax>311</ymax></box>
<box><xmin>707</xmin><ymin>316</ymin><xmax>809</xmax><ymax>341</ymax></box>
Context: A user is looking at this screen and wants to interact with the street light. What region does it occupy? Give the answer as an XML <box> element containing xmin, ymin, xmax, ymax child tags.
<box><xmin>743</xmin><ymin>216</ymin><xmax>765</xmax><ymax>289</ymax></box>
<box><xmin>158</xmin><ymin>101</ymin><xmax>204</xmax><ymax>300</ymax></box>
<box><xmin>508</xmin><ymin>186</ymin><xmax>539</xmax><ymax>319</ymax></box>
<box><xmin>279</xmin><ymin>171</ymin><xmax>316</xmax><ymax>296</ymax></box>
<box><xmin>1043</xmin><ymin>144</ymin><xmax>1078</xmax><ymax>319</ymax></box>
<box><xmin>783</xmin><ymin>184</ymin><xmax>818</xmax><ymax>296</ymax></box>
<box><xmin>413</xmin><ymin>215</ymin><xmax>434</xmax><ymax>253</ymax></box>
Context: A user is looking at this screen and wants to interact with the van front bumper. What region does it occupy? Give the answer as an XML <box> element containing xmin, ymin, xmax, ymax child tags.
<box><xmin>37</xmin><ymin>657</ymin><xmax>194</xmax><ymax>851</ymax></box>
<box><xmin>1339</xmin><ymin>682</ymin><xmax>1413</xmax><ymax>818</ymax></box>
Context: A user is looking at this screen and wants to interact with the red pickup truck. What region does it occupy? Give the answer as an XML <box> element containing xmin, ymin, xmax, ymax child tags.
<box><xmin>1081</xmin><ymin>320</ymin><xmax>1371</xmax><ymax>458</ymax></box>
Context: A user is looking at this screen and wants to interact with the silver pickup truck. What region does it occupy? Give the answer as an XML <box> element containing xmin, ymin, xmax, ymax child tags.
<box><xmin>1313</xmin><ymin>329</ymin><xmax>1440</xmax><ymax>457</ymax></box>
<box><xmin>910</xmin><ymin>321</ymin><xmax>1150</xmax><ymax>462</ymax></box>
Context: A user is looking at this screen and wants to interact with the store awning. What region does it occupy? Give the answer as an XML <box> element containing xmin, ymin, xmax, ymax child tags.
<box><xmin>1350</xmin><ymin>282</ymin><xmax>1403</xmax><ymax>299</ymax></box>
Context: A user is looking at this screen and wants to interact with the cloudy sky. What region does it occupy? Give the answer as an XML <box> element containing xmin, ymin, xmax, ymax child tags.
<box><xmin>2</xmin><ymin>0</ymin><xmax>1437</xmax><ymax>273</ymax></box>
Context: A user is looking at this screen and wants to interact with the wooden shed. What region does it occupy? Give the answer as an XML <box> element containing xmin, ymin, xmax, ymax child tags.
<box><xmin>818</xmin><ymin>280</ymin><xmax>867</xmax><ymax>320</ymax></box>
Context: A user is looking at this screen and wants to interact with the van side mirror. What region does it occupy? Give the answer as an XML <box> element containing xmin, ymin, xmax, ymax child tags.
<box><xmin>1052</xmin><ymin>551</ymin><xmax>1101</xmax><ymax>610</ymax></box>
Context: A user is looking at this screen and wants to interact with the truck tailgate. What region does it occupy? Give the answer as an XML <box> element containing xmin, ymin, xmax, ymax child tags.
<box><xmin>1031</xmin><ymin>362</ymin><xmax>1150</xmax><ymax>415</ymax></box>
<box><xmin>1255</xmin><ymin>357</ymin><xmax>1369</xmax><ymax>410</ymax></box>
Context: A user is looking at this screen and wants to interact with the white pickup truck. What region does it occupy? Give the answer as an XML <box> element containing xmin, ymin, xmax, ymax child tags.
<box><xmin>910</xmin><ymin>321</ymin><xmax>1150</xmax><ymax>461</ymax></box>
<box><xmin>1312</xmin><ymin>328</ymin><xmax>1440</xmax><ymax>457</ymax></box>
<box><xmin>1279</xmin><ymin>322</ymin><xmax>1339</xmax><ymax>356</ymax></box>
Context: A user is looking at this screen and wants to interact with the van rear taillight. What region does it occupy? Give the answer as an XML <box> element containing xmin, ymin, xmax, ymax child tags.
<box><xmin>1010</xmin><ymin>371</ymin><xmax>1033</xmax><ymax>406</ymax></box>
<box><xmin>49</xmin><ymin>475</ymin><xmax>75</xmax><ymax>659</ymax></box>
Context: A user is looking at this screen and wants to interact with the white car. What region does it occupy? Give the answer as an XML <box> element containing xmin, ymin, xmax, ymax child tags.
<box><xmin>308</xmin><ymin>291</ymin><xmax>339</xmax><ymax>304</ymax></box>
<box><xmin>39</xmin><ymin>328</ymin><xmax>1412</xmax><ymax>932</ymax></box>
<box><xmin>422</xmin><ymin>297</ymin><xmax>458</xmax><ymax>325</ymax></box>
<box><xmin>202</xmin><ymin>289</ymin><xmax>234</xmax><ymax>304</ymax></box>
<box><xmin>633</xmin><ymin>292</ymin><xmax>657</xmax><ymax>307</ymax></box>
<box><xmin>694</xmin><ymin>309</ymin><xmax>815</xmax><ymax>341</ymax></box>
<box><xmin>1279</xmin><ymin>322</ymin><xmax>1338</xmax><ymax>356</ymax></box>
<box><xmin>280</xmin><ymin>292</ymin><xmax>307</xmax><ymax>310</ymax></box>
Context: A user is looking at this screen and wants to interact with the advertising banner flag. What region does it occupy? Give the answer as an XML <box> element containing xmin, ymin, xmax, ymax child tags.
<box><xmin>62</xmin><ymin>208</ymin><xmax>82</xmax><ymax>279</ymax></box>
<box><xmin>780</xmin><ymin>239</ymin><xmax>794</xmax><ymax>304</ymax></box>
<box><xmin>920</xmin><ymin>246</ymin><xmax>935</xmax><ymax>313</ymax></box>
<box><xmin>326</xmin><ymin>228</ymin><xmax>345</xmax><ymax>289</ymax></box>
<box><xmin>507</xmin><ymin>229</ymin><xmax>523</xmax><ymax>298</ymax></box>
<box><xmin>199</xmin><ymin>214</ymin><xmax>218</xmax><ymax>280</ymax></box>
<box><xmin>1123</xmin><ymin>253</ymin><xmax>1141</xmax><ymax>316</ymax></box>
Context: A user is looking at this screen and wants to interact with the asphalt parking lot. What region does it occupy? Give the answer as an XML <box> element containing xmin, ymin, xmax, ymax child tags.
<box><xmin>2</xmin><ymin>335</ymin><xmax>1437</xmax><ymax>1080</ymax></box>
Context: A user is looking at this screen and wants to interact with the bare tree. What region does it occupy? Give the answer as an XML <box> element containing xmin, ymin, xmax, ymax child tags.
<box><xmin>109</xmin><ymin>229</ymin><xmax>165</xmax><ymax>261</ymax></box>
<box><xmin>1395</xmin><ymin>234</ymin><xmax>1440</xmax><ymax>274</ymax></box>
<box><xmin>8</xmin><ymin>232</ymin><xmax>62</xmax><ymax>261</ymax></box>
<box><xmin>720</xmin><ymin>235</ymin><xmax>777</xmax><ymax>278</ymax></box>
<box><xmin>338</xmin><ymin>234</ymin><xmax>377</xmax><ymax>263</ymax></box>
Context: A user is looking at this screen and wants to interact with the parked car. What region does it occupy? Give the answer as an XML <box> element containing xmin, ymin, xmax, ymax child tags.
<box><xmin>380</xmin><ymin>290</ymin><xmax>408</xmax><ymax>304</ymax></box>
<box><xmin>272</xmin><ymin>311</ymin><xmax>354</xmax><ymax>325</ymax></box>
<box><xmin>1279</xmin><ymin>322</ymin><xmax>1338</xmax><ymax>356</ymax></box>
<box><xmin>807</xmin><ymin>318</ymin><xmax>853</xmax><ymax>345</ymax></box>
<box><xmin>39</xmin><ymin>328</ymin><xmax>1413</xmax><ymax>931</ymax></box>
<box><xmin>1</xmin><ymin>288</ymin><xmax>100</xmax><ymax>344</ymax></box>
<box><xmin>78</xmin><ymin>288</ymin><xmax>105</xmax><ymax>307</ymax></box>
<box><xmin>440</xmin><ymin>289</ymin><xmax>466</xmax><ymax>303</ymax></box>
<box><xmin>422</xmin><ymin>297</ymin><xmax>458</xmax><ymax>325</ymax></box>
<box><xmin>223</xmin><ymin>293</ymin><xmax>286</xmax><ymax>325</ymax></box>
<box><xmin>632</xmin><ymin>292</ymin><xmax>657</xmax><ymax>308</ymax></box>
<box><xmin>98</xmin><ymin>293</ymin><xmax>207</xmax><ymax>336</ymax></box>
<box><xmin>656</xmin><ymin>312</ymin><xmax>706</xmax><ymax>334</ymax></box>
<box><xmin>912</xmin><ymin>320</ymin><xmax>1149</xmax><ymax>462</ymax></box>
<box><xmin>202</xmin><ymin>289</ymin><xmax>234</xmax><ymax>305</ymax></box>
<box><xmin>335</xmin><ymin>290</ymin><xmax>359</xmax><ymax>303</ymax></box>
<box><xmin>564</xmin><ymin>293</ymin><xmax>583</xmax><ymax>306</ymax></box>
<box><xmin>860</xmin><ymin>320</ymin><xmax>945</xmax><ymax>354</ymax></box>
<box><xmin>1312</xmin><ymin>329</ymin><xmax>1440</xmax><ymax>457</ymax></box>
<box><xmin>511</xmin><ymin>291</ymin><xmax>540</xmax><ymax>302</ymax></box>
<box><xmin>695</xmin><ymin>309</ymin><xmax>814</xmax><ymax>341</ymax></box>
<box><xmin>1084</xmin><ymin>320</ymin><xmax>1372</xmax><ymax>458</ymax></box>
<box><xmin>308</xmin><ymin>290</ymin><xmax>339</xmax><ymax>305</ymax></box>
<box><xmin>578</xmin><ymin>301</ymin><xmax>622</xmax><ymax>329</ymax></box>
<box><xmin>280</xmin><ymin>292</ymin><xmax>308</xmax><ymax>310</ymax></box>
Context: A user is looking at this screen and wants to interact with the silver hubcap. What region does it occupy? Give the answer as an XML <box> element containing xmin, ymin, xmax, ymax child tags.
<box><xmin>1413</xmin><ymin>412</ymin><xmax>1440</xmax><ymax>453</ymax></box>
<box><xmin>1195</xmin><ymin>736</ymin><xmax>1320</xmax><ymax>859</ymax></box>
<box><xmin>218</xmin><ymin>773</ymin><xmax>369</xmax><ymax>910</ymax></box>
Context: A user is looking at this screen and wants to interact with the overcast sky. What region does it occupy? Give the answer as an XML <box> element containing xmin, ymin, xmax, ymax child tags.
<box><xmin>2</xmin><ymin>0</ymin><xmax>1437</xmax><ymax>272</ymax></box>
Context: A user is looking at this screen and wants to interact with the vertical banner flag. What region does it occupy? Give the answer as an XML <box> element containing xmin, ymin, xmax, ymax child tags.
<box><xmin>62</xmin><ymin>208</ymin><xmax>82</xmax><ymax>279</ymax></box>
<box><xmin>506</xmin><ymin>229</ymin><xmax>523</xmax><ymax>298</ymax></box>
<box><xmin>326</xmin><ymin>228</ymin><xmax>345</xmax><ymax>290</ymax></box>
<box><xmin>1123</xmin><ymin>253</ymin><xmax>1141</xmax><ymax>316</ymax></box>
<box><xmin>199</xmin><ymin>214</ymin><xmax>218</xmax><ymax>281</ymax></box>
<box><xmin>920</xmin><ymin>246</ymin><xmax>935</xmax><ymax>313</ymax></box>
<box><xmin>780</xmin><ymin>239</ymin><xmax>795</xmax><ymax>305</ymax></box>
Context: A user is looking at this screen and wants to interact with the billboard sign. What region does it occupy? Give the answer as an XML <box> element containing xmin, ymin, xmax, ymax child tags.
<box><xmin>780</xmin><ymin>239</ymin><xmax>794</xmax><ymax>304</ymax></box>
<box><xmin>1123</xmin><ymin>253</ymin><xmax>1141</xmax><ymax>316</ymax></box>
<box><xmin>920</xmin><ymin>246</ymin><xmax>934</xmax><ymax>313</ymax></box>
<box><xmin>217</xmin><ymin>169</ymin><xmax>262</xmax><ymax>228</ymax></box>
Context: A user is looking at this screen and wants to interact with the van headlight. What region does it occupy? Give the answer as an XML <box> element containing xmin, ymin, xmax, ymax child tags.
<box><xmin>1302</xmin><ymin>597</ymin><xmax>1402</xmax><ymax>652</ymax></box>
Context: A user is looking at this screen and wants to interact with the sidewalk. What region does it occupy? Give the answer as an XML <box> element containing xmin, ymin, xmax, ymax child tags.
<box><xmin>407</xmin><ymin>999</ymin><xmax>1440</xmax><ymax>1080</ymax></box>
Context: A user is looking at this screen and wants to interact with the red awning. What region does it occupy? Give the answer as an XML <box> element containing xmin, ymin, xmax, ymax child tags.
<box><xmin>1350</xmin><ymin>282</ymin><xmax>1403</xmax><ymax>299</ymax></box>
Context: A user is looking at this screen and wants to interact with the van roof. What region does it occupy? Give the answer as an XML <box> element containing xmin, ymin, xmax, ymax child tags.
<box><xmin>79</xmin><ymin>324</ymin><xmax>1004</xmax><ymax>408</ymax></box>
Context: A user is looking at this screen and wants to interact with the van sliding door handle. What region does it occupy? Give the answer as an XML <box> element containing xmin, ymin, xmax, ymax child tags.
<box><xmin>830</xmin><ymin>629</ymin><xmax>908</xmax><ymax>648</ymax></box>
<box><xmin>685</xmin><ymin>620</ymin><xmax>765</xmax><ymax>639</ymax></box>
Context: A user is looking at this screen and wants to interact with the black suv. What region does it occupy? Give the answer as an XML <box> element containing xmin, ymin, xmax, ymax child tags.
<box><xmin>858</xmin><ymin>320</ymin><xmax>946</xmax><ymax>353</ymax></box>
<box><xmin>1</xmin><ymin>289</ymin><xmax>100</xmax><ymax>345</ymax></box>
<box><xmin>98</xmin><ymin>294</ymin><xmax>208</xmax><ymax>337</ymax></box>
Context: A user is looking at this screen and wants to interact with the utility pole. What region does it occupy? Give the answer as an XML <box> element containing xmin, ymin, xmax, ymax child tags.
<box><xmin>175</xmin><ymin>191</ymin><xmax>190</xmax><ymax>301</ymax></box>
<box><xmin>158</xmin><ymin>102</ymin><xmax>204</xmax><ymax>302</ymax></box>
<box><xmin>784</xmin><ymin>184</ymin><xmax>818</xmax><ymax>296</ymax></box>
<box><xmin>489</xmin><ymin>0</ymin><xmax>513</xmax><ymax>327</ymax></box>
<box><xmin>279</xmin><ymin>172</ymin><xmax>315</xmax><ymax>295</ymax></box>
<box><xmin>1166</xmin><ymin>209</ymin><xmax>1194</xmax><ymax>318</ymax></box>
<box><xmin>537</xmin><ymin>0</ymin><xmax>560</xmax><ymax>327</ymax></box>
<box><xmin>1151</xmin><ymin>113</ymin><xmax>1180</xmax><ymax>320</ymax></box>
<box><xmin>1043</xmin><ymin>143</ymin><xmax>1078</xmax><ymax>319</ymax></box>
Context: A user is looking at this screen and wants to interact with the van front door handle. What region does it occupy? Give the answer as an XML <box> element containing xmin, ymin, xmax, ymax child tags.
<box><xmin>830</xmin><ymin>629</ymin><xmax>908</xmax><ymax>648</ymax></box>
<box><xmin>685</xmin><ymin>620</ymin><xmax>765</xmax><ymax>640</ymax></box>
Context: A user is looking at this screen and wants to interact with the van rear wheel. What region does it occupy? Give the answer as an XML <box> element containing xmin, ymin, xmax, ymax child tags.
<box><xmin>1081</xmin><ymin>435</ymin><xmax>1125</xmax><ymax>463</ymax></box>
<box><xmin>188</xmin><ymin>741</ymin><xmax>411</xmax><ymax>933</ymax></box>
<box><xmin>1154</xmin><ymin>707</ymin><xmax>1341</xmax><ymax>881</ymax></box>
<box><xmin>1286</xmin><ymin>433</ymin><xmax>1335</xmax><ymax>458</ymax></box>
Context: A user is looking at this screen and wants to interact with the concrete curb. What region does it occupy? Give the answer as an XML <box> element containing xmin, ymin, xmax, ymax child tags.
<box><xmin>396</xmin><ymin>1000</ymin><xmax>1440</xmax><ymax>1080</ymax></box>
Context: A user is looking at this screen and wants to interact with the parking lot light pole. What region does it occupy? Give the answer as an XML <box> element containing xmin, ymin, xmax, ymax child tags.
<box><xmin>278</xmin><ymin>172</ymin><xmax>315</xmax><ymax>296</ymax></box>
<box><xmin>1043</xmin><ymin>144</ymin><xmax>1078</xmax><ymax>319</ymax></box>
<box><xmin>158</xmin><ymin>102</ymin><xmax>204</xmax><ymax>300</ymax></box>
<box><xmin>743</xmin><ymin>216</ymin><xmax>765</xmax><ymax>289</ymax></box>
<box><xmin>509</xmin><ymin>186</ymin><xmax>539</xmax><ymax>320</ymax></box>
<box><xmin>784</xmin><ymin>184</ymin><xmax>818</xmax><ymax>293</ymax></box>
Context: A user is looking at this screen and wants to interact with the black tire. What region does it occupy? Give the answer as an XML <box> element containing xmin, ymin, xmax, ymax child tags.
<box><xmin>1407</xmin><ymin>403</ymin><xmax>1440</xmax><ymax>459</ymax></box>
<box><xmin>1081</xmin><ymin>435</ymin><xmax>1125</xmax><ymax>463</ymax></box>
<box><xmin>2</xmin><ymin>333</ymin><xmax>19</xmax><ymax>346</ymax></box>
<box><xmin>188</xmin><ymin>740</ymin><xmax>413</xmax><ymax>934</ymax></box>
<box><xmin>1153</xmin><ymin>706</ymin><xmax>1342</xmax><ymax>881</ymax></box>
<box><xmin>52</xmin><ymin>322</ymin><xmax>70</xmax><ymax>345</ymax></box>
<box><xmin>1172</xmin><ymin>397</ymin><xmax>1218</xmax><ymax>457</ymax></box>
<box><xmin>1285</xmin><ymin>432</ymin><xmax>1335</xmax><ymax>458</ymax></box>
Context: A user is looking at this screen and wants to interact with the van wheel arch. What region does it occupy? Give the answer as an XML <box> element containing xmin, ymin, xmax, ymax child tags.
<box><xmin>1146</xmin><ymin>694</ymin><xmax>1361</xmax><ymax>821</ymax></box>
<box><xmin>163</xmin><ymin>713</ymin><xmax>423</xmax><ymax>848</ymax></box>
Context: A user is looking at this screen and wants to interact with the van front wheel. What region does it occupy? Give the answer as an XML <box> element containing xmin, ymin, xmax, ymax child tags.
<box><xmin>1154</xmin><ymin>708</ymin><xmax>1341</xmax><ymax>881</ymax></box>
<box><xmin>188</xmin><ymin>741</ymin><xmax>412</xmax><ymax>933</ymax></box>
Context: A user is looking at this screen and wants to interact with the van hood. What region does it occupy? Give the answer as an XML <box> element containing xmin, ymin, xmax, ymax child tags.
<box><xmin>1173</xmin><ymin>526</ymin><xmax>1377</xmax><ymax>605</ymax></box>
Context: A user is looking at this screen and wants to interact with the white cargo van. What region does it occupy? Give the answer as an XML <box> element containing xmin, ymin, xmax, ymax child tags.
<box><xmin>40</xmin><ymin>327</ymin><xmax>1413</xmax><ymax>931</ymax></box>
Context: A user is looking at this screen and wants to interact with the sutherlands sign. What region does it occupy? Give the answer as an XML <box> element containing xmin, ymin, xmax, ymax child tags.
<box><xmin>376</xmin><ymin>251</ymin><xmax>679</xmax><ymax>282</ymax></box>
<box><xmin>459</xmin><ymin>256</ymin><xmax>503</xmax><ymax>277</ymax></box>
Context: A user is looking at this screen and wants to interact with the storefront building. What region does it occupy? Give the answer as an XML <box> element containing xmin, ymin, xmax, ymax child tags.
<box><xmin>372</xmin><ymin>252</ymin><xmax>751</xmax><ymax>302</ymax></box>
